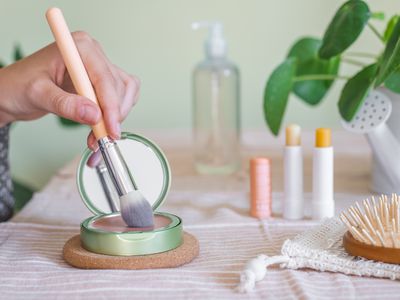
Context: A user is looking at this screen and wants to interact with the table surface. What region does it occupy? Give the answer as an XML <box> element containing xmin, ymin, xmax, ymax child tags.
<box><xmin>4</xmin><ymin>130</ymin><xmax>400</xmax><ymax>299</ymax></box>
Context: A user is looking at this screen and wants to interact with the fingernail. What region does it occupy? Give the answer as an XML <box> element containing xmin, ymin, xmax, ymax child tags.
<box><xmin>89</xmin><ymin>141</ymin><xmax>99</xmax><ymax>151</ymax></box>
<box><xmin>133</xmin><ymin>76</ymin><xmax>141</xmax><ymax>87</ymax></box>
<box><xmin>86</xmin><ymin>150</ymin><xmax>102</xmax><ymax>168</ymax></box>
<box><xmin>114</xmin><ymin>123</ymin><xmax>121</xmax><ymax>139</ymax></box>
<box><xmin>80</xmin><ymin>105</ymin><xmax>99</xmax><ymax>124</ymax></box>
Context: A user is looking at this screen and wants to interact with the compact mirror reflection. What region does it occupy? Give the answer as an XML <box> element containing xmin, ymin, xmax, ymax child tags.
<box><xmin>79</xmin><ymin>134</ymin><xmax>168</xmax><ymax>215</ymax></box>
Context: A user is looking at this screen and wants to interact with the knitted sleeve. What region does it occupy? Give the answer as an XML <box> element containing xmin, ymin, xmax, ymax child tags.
<box><xmin>0</xmin><ymin>124</ymin><xmax>13</xmax><ymax>222</ymax></box>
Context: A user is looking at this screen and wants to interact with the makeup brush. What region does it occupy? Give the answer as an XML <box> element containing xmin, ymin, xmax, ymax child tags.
<box><xmin>46</xmin><ymin>7</ymin><xmax>154</xmax><ymax>228</ymax></box>
<box><xmin>87</xmin><ymin>152</ymin><xmax>119</xmax><ymax>213</ymax></box>
<box><xmin>96</xmin><ymin>161</ymin><xmax>119</xmax><ymax>213</ymax></box>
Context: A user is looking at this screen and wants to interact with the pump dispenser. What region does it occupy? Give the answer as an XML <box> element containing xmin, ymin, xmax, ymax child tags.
<box><xmin>191</xmin><ymin>21</ymin><xmax>241</xmax><ymax>174</ymax></box>
<box><xmin>192</xmin><ymin>21</ymin><xmax>227</xmax><ymax>58</ymax></box>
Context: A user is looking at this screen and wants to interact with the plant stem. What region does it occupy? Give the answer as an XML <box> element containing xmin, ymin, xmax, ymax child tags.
<box><xmin>293</xmin><ymin>74</ymin><xmax>350</xmax><ymax>82</ymax></box>
<box><xmin>343</xmin><ymin>52</ymin><xmax>378</xmax><ymax>59</ymax></box>
<box><xmin>367</xmin><ymin>22</ymin><xmax>385</xmax><ymax>43</ymax></box>
<box><xmin>342</xmin><ymin>58</ymin><xmax>367</xmax><ymax>67</ymax></box>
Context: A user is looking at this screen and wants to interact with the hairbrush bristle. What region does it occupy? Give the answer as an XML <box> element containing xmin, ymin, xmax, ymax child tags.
<box><xmin>341</xmin><ymin>194</ymin><xmax>400</xmax><ymax>248</ymax></box>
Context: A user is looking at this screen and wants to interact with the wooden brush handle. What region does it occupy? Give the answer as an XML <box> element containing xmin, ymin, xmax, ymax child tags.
<box><xmin>46</xmin><ymin>7</ymin><xmax>107</xmax><ymax>140</ymax></box>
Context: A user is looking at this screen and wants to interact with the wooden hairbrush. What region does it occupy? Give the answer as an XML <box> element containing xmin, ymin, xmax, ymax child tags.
<box><xmin>341</xmin><ymin>194</ymin><xmax>400</xmax><ymax>264</ymax></box>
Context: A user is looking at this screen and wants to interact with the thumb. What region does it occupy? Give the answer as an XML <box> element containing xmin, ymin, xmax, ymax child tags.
<box><xmin>41</xmin><ymin>83</ymin><xmax>101</xmax><ymax>125</ymax></box>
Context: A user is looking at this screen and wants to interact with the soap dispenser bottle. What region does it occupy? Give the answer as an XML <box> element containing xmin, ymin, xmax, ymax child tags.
<box><xmin>191</xmin><ymin>21</ymin><xmax>241</xmax><ymax>174</ymax></box>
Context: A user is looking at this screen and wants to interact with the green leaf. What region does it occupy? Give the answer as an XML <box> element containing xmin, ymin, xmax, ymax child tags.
<box><xmin>338</xmin><ymin>63</ymin><xmax>377</xmax><ymax>121</ymax></box>
<box><xmin>383</xmin><ymin>15</ymin><xmax>400</xmax><ymax>42</ymax></box>
<box><xmin>371</xmin><ymin>12</ymin><xmax>385</xmax><ymax>21</ymax></box>
<box><xmin>58</xmin><ymin>117</ymin><xmax>81</xmax><ymax>127</ymax></box>
<box><xmin>263</xmin><ymin>57</ymin><xmax>296</xmax><ymax>136</ymax></box>
<box><xmin>287</xmin><ymin>37</ymin><xmax>340</xmax><ymax>105</ymax></box>
<box><xmin>13</xmin><ymin>44</ymin><xmax>23</xmax><ymax>62</ymax></box>
<box><xmin>385</xmin><ymin>70</ymin><xmax>400</xmax><ymax>93</ymax></box>
<box><xmin>375</xmin><ymin>18</ymin><xmax>400</xmax><ymax>86</ymax></box>
<box><xmin>319</xmin><ymin>0</ymin><xmax>370</xmax><ymax>59</ymax></box>
<box><xmin>0</xmin><ymin>60</ymin><xmax>4</xmax><ymax>68</ymax></box>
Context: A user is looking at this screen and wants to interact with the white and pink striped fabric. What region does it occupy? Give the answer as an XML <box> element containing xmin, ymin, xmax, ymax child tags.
<box><xmin>4</xmin><ymin>131</ymin><xmax>400</xmax><ymax>299</ymax></box>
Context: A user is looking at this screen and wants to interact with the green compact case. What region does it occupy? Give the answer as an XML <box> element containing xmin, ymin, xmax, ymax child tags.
<box><xmin>76</xmin><ymin>132</ymin><xmax>183</xmax><ymax>256</ymax></box>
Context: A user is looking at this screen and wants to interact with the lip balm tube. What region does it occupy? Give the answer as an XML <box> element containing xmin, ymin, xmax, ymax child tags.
<box><xmin>312</xmin><ymin>128</ymin><xmax>334</xmax><ymax>219</ymax></box>
<box><xmin>283</xmin><ymin>124</ymin><xmax>303</xmax><ymax>220</ymax></box>
<box><xmin>250</xmin><ymin>157</ymin><xmax>272</xmax><ymax>218</ymax></box>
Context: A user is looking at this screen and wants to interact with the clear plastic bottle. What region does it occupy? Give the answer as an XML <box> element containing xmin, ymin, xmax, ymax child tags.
<box><xmin>192</xmin><ymin>21</ymin><xmax>241</xmax><ymax>174</ymax></box>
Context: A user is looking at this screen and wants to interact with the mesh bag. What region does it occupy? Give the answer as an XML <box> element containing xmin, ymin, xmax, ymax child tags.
<box><xmin>238</xmin><ymin>218</ymin><xmax>400</xmax><ymax>293</ymax></box>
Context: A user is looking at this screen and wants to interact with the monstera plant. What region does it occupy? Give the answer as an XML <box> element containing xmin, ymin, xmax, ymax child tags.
<box><xmin>264</xmin><ymin>0</ymin><xmax>400</xmax><ymax>135</ymax></box>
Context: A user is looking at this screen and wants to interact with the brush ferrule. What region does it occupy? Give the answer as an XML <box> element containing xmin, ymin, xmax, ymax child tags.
<box><xmin>96</xmin><ymin>161</ymin><xmax>119</xmax><ymax>212</ymax></box>
<box><xmin>98</xmin><ymin>137</ymin><xmax>136</xmax><ymax>197</ymax></box>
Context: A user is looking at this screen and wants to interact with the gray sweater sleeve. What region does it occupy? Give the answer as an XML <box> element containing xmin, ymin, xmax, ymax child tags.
<box><xmin>0</xmin><ymin>124</ymin><xmax>13</xmax><ymax>222</ymax></box>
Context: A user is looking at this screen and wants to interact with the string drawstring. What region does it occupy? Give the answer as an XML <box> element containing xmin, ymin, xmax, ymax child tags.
<box><xmin>237</xmin><ymin>254</ymin><xmax>290</xmax><ymax>293</ymax></box>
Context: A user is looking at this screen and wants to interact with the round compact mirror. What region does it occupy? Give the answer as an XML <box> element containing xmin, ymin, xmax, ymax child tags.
<box><xmin>77</xmin><ymin>132</ymin><xmax>171</xmax><ymax>215</ymax></box>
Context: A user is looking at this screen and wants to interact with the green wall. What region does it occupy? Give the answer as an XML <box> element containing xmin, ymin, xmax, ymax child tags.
<box><xmin>0</xmin><ymin>0</ymin><xmax>396</xmax><ymax>189</ymax></box>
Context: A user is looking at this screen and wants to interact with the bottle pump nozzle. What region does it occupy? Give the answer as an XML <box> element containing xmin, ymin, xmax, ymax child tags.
<box><xmin>192</xmin><ymin>21</ymin><xmax>227</xmax><ymax>58</ymax></box>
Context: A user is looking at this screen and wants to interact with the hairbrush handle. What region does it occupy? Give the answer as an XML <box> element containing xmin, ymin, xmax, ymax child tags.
<box><xmin>45</xmin><ymin>7</ymin><xmax>107</xmax><ymax>140</ymax></box>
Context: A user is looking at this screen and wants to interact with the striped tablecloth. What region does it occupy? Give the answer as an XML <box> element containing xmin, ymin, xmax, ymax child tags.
<box><xmin>5</xmin><ymin>130</ymin><xmax>400</xmax><ymax>299</ymax></box>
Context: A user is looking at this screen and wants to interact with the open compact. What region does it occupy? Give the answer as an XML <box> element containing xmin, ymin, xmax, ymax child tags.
<box><xmin>76</xmin><ymin>132</ymin><xmax>183</xmax><ymax>256</ymax></box>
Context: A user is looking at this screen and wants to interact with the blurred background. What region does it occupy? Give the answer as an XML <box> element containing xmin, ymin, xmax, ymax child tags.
<box><xmin>0</xmin><ymin>0</ymin><xmax>397</xmax><ymax>192</ymax></box>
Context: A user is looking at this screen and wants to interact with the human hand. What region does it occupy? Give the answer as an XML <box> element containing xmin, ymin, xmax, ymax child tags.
<box><xmin>0</xmin><ymin>31</ymin><xmax>140</xmax><ymax>149</ymax></box>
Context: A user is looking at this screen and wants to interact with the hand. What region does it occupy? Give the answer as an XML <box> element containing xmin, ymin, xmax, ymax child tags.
<box><xmin>0</xmin><ymin>31</ymin><xmax>140</xmax><ymax>149</ymax></box>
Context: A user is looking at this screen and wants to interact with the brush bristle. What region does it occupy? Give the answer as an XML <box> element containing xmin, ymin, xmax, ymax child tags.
<box><xmin>120</xmin><ymin>191</ymin><xmax>154</xmax><ymax>228</ymax></box>
<box><xmin>340</xmin><ymin>194</ymin><xmax>400</xmax><ymax>248</ymax></box>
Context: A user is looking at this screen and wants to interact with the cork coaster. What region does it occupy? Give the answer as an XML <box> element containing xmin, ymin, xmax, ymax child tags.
<box><xmin>63</xmin><ymin>232</ymin><xmax>199</xmax><ymax>269</ymax></box>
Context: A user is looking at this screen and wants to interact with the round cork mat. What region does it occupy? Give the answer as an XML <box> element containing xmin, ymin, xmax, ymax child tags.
<box><xmin>63</xmin><ymin>232</ymin><xmax>199</xmax><ymax>269</ymax></box>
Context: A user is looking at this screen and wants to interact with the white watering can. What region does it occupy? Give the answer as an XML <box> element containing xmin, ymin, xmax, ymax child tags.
<box><xmin>342</xmin><ymin>88</ymin><xmax>400</xmax><ymax>193</ymax></box>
